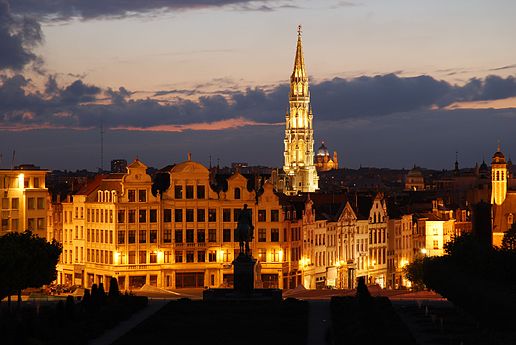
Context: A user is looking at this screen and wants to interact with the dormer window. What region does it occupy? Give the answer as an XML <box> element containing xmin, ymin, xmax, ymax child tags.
<box><xmin>234</xmin><ymin>187</ymin><xmax>241</xmax><ymax>200</ymax></box>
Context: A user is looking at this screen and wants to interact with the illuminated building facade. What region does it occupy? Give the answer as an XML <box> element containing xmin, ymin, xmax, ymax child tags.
<box><xmin>283</xmin><ymin>26</ymin><xmax>319</xmax><ymax>194</ymax></box>
<box><xmin>56</xmin><ymin>158</ymin><xmax>292</xmax><ymax>289</ymax></box>
<box><xmin>387</xmin><ymin>214</ymin><xmax>413</xmax><ymax>288</ymax></box>
<box><xmin>491</xmin><ymin>144</ymin><xmax>516</xmax><ymax>245</ymax></box>
<box><xmin>405</xmin><ymin>165</ymin><xmax>425</xmax><ymax>191</ymax></box>
<box><xmin>0</xmin><ymin>166</ymin><xmax>48</xmax><ymax>239</ymax></box>
<box><xmin>315</xmin><ymin>142</ymin><xmax>338</xmax><ymax>172</ymax></box>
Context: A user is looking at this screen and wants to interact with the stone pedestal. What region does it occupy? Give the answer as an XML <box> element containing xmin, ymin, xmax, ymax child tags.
<box><xmin>233</xmin><ymin>253</ymin><xmax>256</xmax><ymax>293</ymax></box>
<box><xmin>203</xmin><ymin>252</ymin><xmax>282</xmax><ymax>301</ymax></box>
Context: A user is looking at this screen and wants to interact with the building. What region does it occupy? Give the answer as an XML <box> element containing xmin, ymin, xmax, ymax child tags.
<box><xmin>387</xmin><ymin>213</ymin><xmax>413</xmax><ymax>288</ymax></box>
<box><xmin>405</xmin><ymin>165</ymin><xmax>425</xmax><ymax>191</ymax></box>
<box><xmin>282</xmin><ymin>26</ymin><xmax>319</xmax><ymax>194</ymax></box>
<box><xmin>0</xmin><ymin>165</ymin><xmax>49</xmax><ymax>239</ymax></box>
<box><xmin>315</xmin><ymin>141</ymin><xmax>339</xmax><ymax>172</ymax></box>
<box><xmin>56</xmin><ymin>158</ymin><xmax>292</xmax><ymax>290</ymax></box>
<box><xmin>491</xmin><ymin>144</ymin><xmax>516</xmax><ymax>246</ymax></box>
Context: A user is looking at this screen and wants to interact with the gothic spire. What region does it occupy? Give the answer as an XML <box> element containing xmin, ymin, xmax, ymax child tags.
<box><xmin>291</xmin><ymin>25</ymin><xmax>307</xmax><ymax>81</ymax></box>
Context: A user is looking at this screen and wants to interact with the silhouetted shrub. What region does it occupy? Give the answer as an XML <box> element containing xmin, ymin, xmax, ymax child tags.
<box><xmin>356</xmin><ymin>276</ymin><xmax>371</xmax><ymax>306</ymax></box>
<box><xmin>65</xmin><ymin>295</ymin><xmax>75</xmax><ymax>319</ymax></box>
<box><xmin>108</xmin><ymin>277</ymin><xmax>120</xmax><ymax>298</ymax></box>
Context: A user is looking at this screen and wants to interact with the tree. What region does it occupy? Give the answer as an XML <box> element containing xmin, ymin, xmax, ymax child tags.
<box><xmin>501</xmin><ymin>224</ymin><xmax>516</xmax><ymax>251</ymax></box>
<box><xmin>0</xmin><ymin>230</ymin><xmax>62</xmax><ymax>307</ymax></box>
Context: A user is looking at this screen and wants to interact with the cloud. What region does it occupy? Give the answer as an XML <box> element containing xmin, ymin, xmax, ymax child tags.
<box><xmin>1</xmin><ymin>73</ymin><xmax>516</xmax><ymax>131</ymax></box>
<box><xmin>0</xmin><ymin>0</ymin><xmax>43</xmax><ymax>70</ymax></box>
<box><xmin>9</xmin><ymin>0</ymin><xmax>274</xmax><ymax>21</ymax></box>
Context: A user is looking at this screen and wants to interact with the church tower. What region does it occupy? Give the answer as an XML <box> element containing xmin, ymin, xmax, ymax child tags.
<box><xmin>283</xmin><ymin>26</ymin><xmax>319</xmax><ymax>194</ymax></box>
<box><xmin>491</xmin><ymin>143</ymin><xmax>507</xmax><ymax>206</ymax></box>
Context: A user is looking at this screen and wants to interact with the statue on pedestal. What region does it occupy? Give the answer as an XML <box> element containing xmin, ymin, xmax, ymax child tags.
<box><xmin>236</xmin><ymin>204</ymin><xmax>254</xmax><ymax>256</ymax></box>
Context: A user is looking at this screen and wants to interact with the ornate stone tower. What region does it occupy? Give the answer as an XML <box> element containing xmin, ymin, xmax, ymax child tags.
<box><xmin>491</xmin><ymin>143</ymin><xmax>507</xmax><ymax>206</ymax></box>
<box><xmin>283</xmin><ymin>26</ymin><xmax>319</xmax><ymax>194</ymax></box>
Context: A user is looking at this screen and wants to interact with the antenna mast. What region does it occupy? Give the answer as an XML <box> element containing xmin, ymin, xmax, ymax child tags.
<box><xmin>100</xmin><ymin>120</ymin><xmax>104</xmax><ymax>172</ymax></box>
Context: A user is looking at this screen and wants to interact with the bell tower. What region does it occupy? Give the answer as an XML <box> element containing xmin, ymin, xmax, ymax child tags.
<box><xmin>283</xmin><ymin>25</ymin><xmax>319</xmax><ymax>194</ymax></box>
<box><xmin>491</xmin><ymin>143</ymin><xmax>507</xmax><ymax>206</ymax></box>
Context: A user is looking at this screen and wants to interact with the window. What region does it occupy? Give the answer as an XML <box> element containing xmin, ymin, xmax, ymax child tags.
<box><xmin>164</xmin><ymin>251</ymin><xmax>171</xmax><ymax>263</ymax></box>
<box><xmin>1</xmin><ymin>198</ymin><xmax>8</xmax><ymax>209</ymax></box>
<box><xmin>28</xmin><ymin>218</ymin><xmax>35</xmax><ymax>230</ymax></box>
<box><xmin>174</xmin><ymin>185</ymin><xmax>182</xmax><ymax>199</ymax></box>
<box><xmin>128</xmin><ymin>190</ymin><xmax>136</xmax><ymax>202</ymax></box>
<box><xmin>223</xmin><ymin>229</ymin><xmax>231</xmax><ymax>242</ymax></box>
<box><xmin>128</xmin><ymin>251</ymin><xmax>136</xmax><ymax>264</ymax></box>
<box><xmin>233</xmin><ymin>209</ymin><xmax>241</xmax><ymax>223</ymax></box>
<box><xmin>234</xmin><ymin>229</ymin><xmax>239</xmax><ymax>243</ymax></box>
<box><xmin>1</xmin><ymin>219</ymin><xmax>7</xmax><ymax>230</ymax></box>
<box><xmin>33</xmin><ymin>177</ymin><xmax>40</xmax><ymax>188</ymax></box>
<box><xmin>186</xmin><ymin>251</ymin><xmax>194</xmax><ymax>262</ymax></box>
<box><xmin>37</xmin><ymin>197</ymin><xmax>44</xmax><ymax>209</ymax></box>
<box><xmin>149</xmin><ymin>252</ymin><xmax>157</xmax><ymax>264</ymax></box>
<box><xmin>197</xmin><ymin>208</ymin><xmax>205</xmax><ymax>222</ymax></box>
<box><xmin>139</xmin><ymin>230</ymin><xmax>146</xmax><ymax>243</ymax></box>
<box><xmin>272</xmin><ymin>249</ymin><xmax>280</xmax><ymax>262</ymax></box>
<box><xmin>117</xmin><ymin>210</ymin><xmax>125</xmax><ymax>223</ymax></box>
<box><xmin>118</xmin><ymin>230</ymin><xmax>125</xmax><ymax>244</ymax></box>
<box><xmin>186</xmin><ymin>209</ymin><xmax>194</xmax><ymax>222</ymax></box>
<box><xmin>186</xmin><ymin>185</ymin><xmax>194</xmax><ymax>199</ymax></box>
<box><xmin>433</xmin><ymin>240</ymin><xmax>439</xmax><ymax>250</ymax></box>
<box><xmin>258</xmin><ymin>210</ymin><xmax>266</xmax><ymax>222</ymax></box>
<box><xmin>150</xmin><ymin>230</ymin><xmax>157</xmax><ymax>243</ymax></box>
<box><xmin>128</xmin><ymin>230</ymin><xmax>136</xmax><ymax>244</ymax></box>
<box><xmin>149</xmin><ymin>209</ymin><xmax>157</xmax><ymax>223</ymax></box>
<box><xmin>258</xmin><ymin>248</ymin><xmax>267</xmax><ymax>262</ymax></box>
<box><xmin>208</xmin><ymin>229</ymin><xmax>216</xmax><ymax>242</ymax></box>
<box><xmin>197</xmin><ymin>229</ymin><xmax>205</xmax><ymax>243</ymax></box>
<box><xmin>208</xmin><ymin>209</ymin><xmax>216</xmax><ymax>222</ymax></box>
<box><xmin>197</xmin><ymin>251</ymin><xmax>206</xmax><ymax>262</ymax></box>
<box><xmin>197</xmin><ymin>185</ymin><xmax>205</xmax><ymax>199</ymax></box>
<box><xmin>164</xmin><ymin>229</ymin><xmax>172</xmax><ymax>243</ymax></box>
<box><xmin>139</xmin><ymin>209</ymin><xmax>147</xmax><ymax>223</ymax></box>
<box><xmin>128</xmin><ymin>210</ymin><xmax>135</xmax><ymax>223</ymax></box>
<box><xmin>258</xmin><ymin>229</ymin><xmax>266</xmax><ymax>242</ymax></box>
<box><xmin>109</xmin><ymin>210</ymin><xmax>113</xmax><ymax>223</ymax></box>
<box><xmin>223</xmin><ymin>209</ymin><xmax>231</xmax><ymax>222</ymax></box>
<box><xmin>234</xmin><ymin>187</ymin><xmax>241</xmax><ymax>199</ymax></box>
<box><xmin>175</xmin><ymin>209</ymin><xmax>183</xmax><ymax>222</ymax></box>
<box><xmin>11</xmin><ymin>198</ymin><xmax>19</xmax><ymax>210</ymax></box>
<box><xmin>175</xmin><ymin>251</ymin><xmax>183</xmax><ymax>263</ymax></box>
<box><xmin>28</xmin><ymin>198</ymin><xmax>35</xmax><ymax>210</ymax></box>
<box><xmin>208</xmin><ymin>251</ymin><xmax>217</xmax><ymax>262</ymax></box>
<box><xmin>139</xmin><ymin>251</ymin><xmax>146</xmax><ymax>264</ymax></box>
<box><xmin>11</xmin><ymin>219</ymin><xmax>18</xmax><ymax>231</ymax></box>
<box><xmin>175</xmin><ymin>230</ymin><xmax>183</xmax><ymax>243</ymax></box>
<box><xmin>138</xmin><ymin>190</ymin><xmax>147</xmax><ymax>202</ymax></box>
<box><xmin>37</xmin><ymin>218</ymin><xmax>45</xmax><ymax>229</ymax></box>
<box><xmin>164</xmin><ymin>209</ymin><xmax>172</xmax><ymax>222</ymax></box>
<box><xmin>186</xmin><ymin>229</ymin><xmax>194</xmax><ymax>243</ymax></box>
<box><xmin>271</xmin><ymin>210</ymin><xmax>279</xmax><ymax>222</ymax></box>
<box><xmin>271</xmin><ymin>228</ymin><xmax>279</xmax><ymax>242</ymax></box>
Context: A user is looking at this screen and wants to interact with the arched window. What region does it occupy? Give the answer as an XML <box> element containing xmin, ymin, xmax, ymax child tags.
<box><xmin>234</xmin><ymin>187</ymin><xmax>241</xmax><ymax>200</ymax></box>
<box><xmin>104</xmin><ymin>190</ymin><xmax>110</xmax><ymax>203</ymax></box>
<box><xmin>497</xmin><ymin>171</ymin><xmax>500</xmax><ymax>181</ymax></box>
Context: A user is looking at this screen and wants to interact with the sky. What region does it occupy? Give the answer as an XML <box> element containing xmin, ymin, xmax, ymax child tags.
<box><xmin>0</xmin><ymin>0</ymin><xmax>516</xmax><ymax>170</ymax></box>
